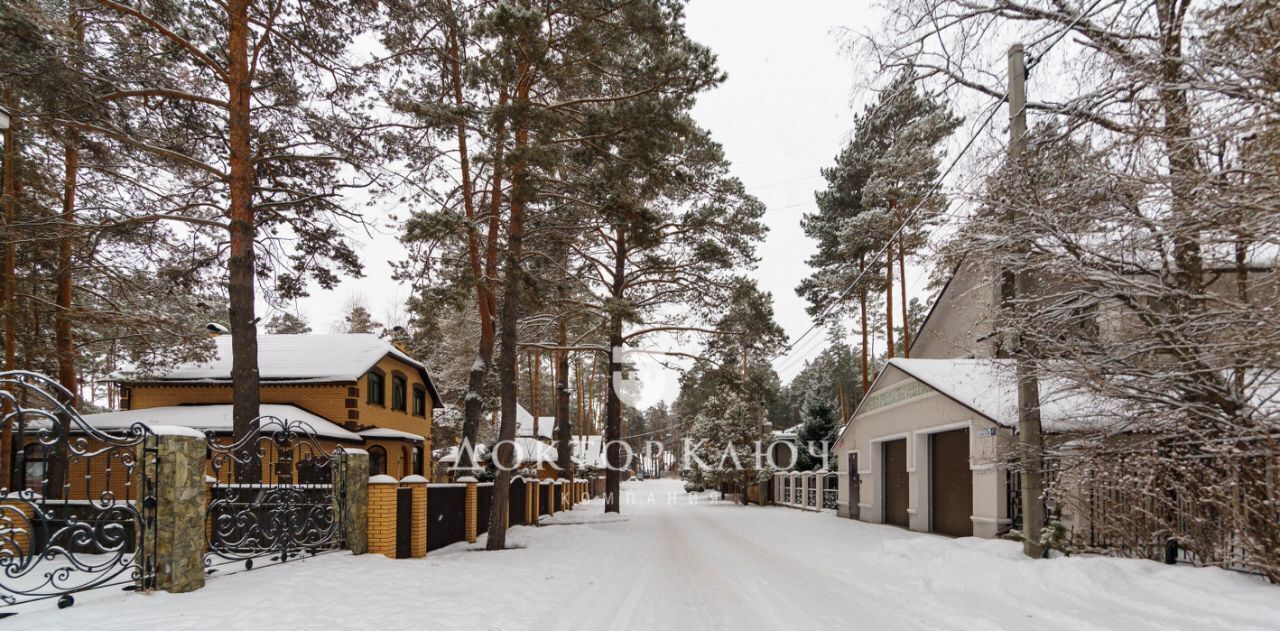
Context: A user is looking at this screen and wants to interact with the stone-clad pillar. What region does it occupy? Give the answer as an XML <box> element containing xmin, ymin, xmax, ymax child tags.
<box><xmin>400</xmin><ymin>475</ymin><xmax>428</xmax><ymax>558</ymax></box>
<box><xmin>460</xmin><ymin>476</ymin><xmax>478</xmax><ymax>543</ymax></box>
<box><xmin>144</xmin><ymin>427</ymin><xmax>207</xmax><ymax>593</ymax></box>
<box><xmin>336</xmin><ymin>449</ymin><xmax>370</xmax><ymax>554</ymax></box>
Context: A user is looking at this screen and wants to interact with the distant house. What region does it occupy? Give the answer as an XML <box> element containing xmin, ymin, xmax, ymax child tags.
<box><xmin>833</xmin><ymin>252</ymin><xmax>1276</xmax><ymax>541</ymax></box>
<box><xmin>102</xmin><ymin>333</ymin><xmax>443</xmax><ymax>479</ymax></box>
<box><xmin>768</xmin><ymin>423</ymin><xmax>800</xmax><ymax>469</ymax></box>
<box><xmin>435</xmin><ymin>404</ymin><xmax>562</xmax><ymax>480</ymax></box>
<box><xmin>832</xmin><ymin>260</ymin><xmax>1101</xmax><ymax>538</ymax></box>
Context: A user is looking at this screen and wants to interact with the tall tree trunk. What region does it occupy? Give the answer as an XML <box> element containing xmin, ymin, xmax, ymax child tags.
<box><xmin>532</xmin><ymin>349</ymin><xmax>541</xmax><ymax>436</ymax></box>
<box><xmin>1</xmin><ymin>89</ymin><xmax>17</xmax><ymax>489</ymax></box>
<box><xmin>898</xmin><ymin>234</ymin><xmax>910</xmax><ymax>358</ymax></box>
<box><xmin>56</xmin><ymin>144</ymin><xmax>78</xmax><ymax>401</ymax></box>
<box><xmin>858</xmin><ymin>258</ymin><xmax>869</xmax><ymax>394</ymax></box>
<box><xmin>227</xmin><ymin>0</ymin><xmax>260</xmax><ymax>482</ymax></box>
<box><xmin>884</xmin><ymin>207</ymin><xmax>896</xmax><ymax>360</ymax></box>
<box><xmin>449</xmin><ymin>16</ymin><xmax>500</xmax><ymax>472</ymax></box>
<box><xmin>555</xmin><ymin>320</ymin><xmax>571</xmax><ymax>475</ymax></box>
<box><xmin>604</xmin><ymin>226</ymin><xmax>626</xmax><ymax>513</ymax></box>
<box><xmin>55</xmin><ymin>3</ymin><xmax>82</xmax><ymax>404</ymax></box>
<box><xmin>487</xmin><ymin>71</ymin><xmax>529</xmax><ymax>551</ymax></box>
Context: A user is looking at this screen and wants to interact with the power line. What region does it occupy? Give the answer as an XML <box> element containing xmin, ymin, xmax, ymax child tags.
<box><xmin>769</xmin><ymin>20</ymin><xmax>1092</xmax><ymax>374</ymax></box>
<box><xmin>768</xmin><ymin>95</ymin><xmax>1006</xmax><ymax>370</ymax></box>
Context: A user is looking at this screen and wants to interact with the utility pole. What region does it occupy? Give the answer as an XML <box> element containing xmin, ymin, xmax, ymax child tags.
<box><xmin>1005</xmin><ymin>43</ymin><xmax>1046</xmax><ymax>559</ymax></box>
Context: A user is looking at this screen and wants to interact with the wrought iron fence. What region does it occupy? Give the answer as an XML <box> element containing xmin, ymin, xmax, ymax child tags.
<box><xmin>203</xmin><ymin>417</ymin><xmax>344</xmax><ymax>576</ymax></box>
<box><xmin>823</xmin><ymin>474</ymin><xmax>838</xmax><ymax>510</ymax></box>
<box><xmin>0</xmin><ymin>371</ymin><xmax>159</xmax><ymax>612</ymax></box>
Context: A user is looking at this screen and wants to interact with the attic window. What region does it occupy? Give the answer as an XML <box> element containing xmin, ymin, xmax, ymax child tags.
<box><xmin>412</xmin><ymin>386</ymin><xmax>426</xmax><ymax>417</ymax></box>
<box><xmin>367</xmin><ymin>370</ymin><xmax>386</xmax><ymax>406</ymax></box>
<box><xmin>391</xmin><ymin>375</ymin><xmax>407</xmax><ymax>412</ymax></box>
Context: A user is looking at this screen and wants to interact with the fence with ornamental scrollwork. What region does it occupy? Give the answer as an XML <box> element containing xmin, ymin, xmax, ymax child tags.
<box><xmin>203</xmin><ymin>417</ymin><xmax>345</xmax><ymax>577</ymax></box>
<box><xmin>0</xmin><ymin>371</ymin><xmax>159</xmax><ymax>613</ymax></box>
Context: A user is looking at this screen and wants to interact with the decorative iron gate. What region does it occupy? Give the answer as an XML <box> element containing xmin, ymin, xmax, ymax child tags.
<box><xmin>204</xmin><ymin>417</ymin><xmax>344</xmax><ymax>576</ymax></box>
<box><xmin>0</xmin><ymin>371</ymin><xmax>158</xmax><ymax>612</ymax></box>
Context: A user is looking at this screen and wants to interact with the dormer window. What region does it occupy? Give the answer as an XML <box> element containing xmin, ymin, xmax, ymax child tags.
<box><xmin>367</xmin><ymin>370</ymin><xmax>386</xmax><ymax>406</ymax></box>
<box><xmin>391</xmin><ymin>374</ymin><xmax>407</xmax><ymax>412</ymax></box>
<box><xmin>412</xmin><ymin>386</ymin><xmax>426</xmax><ymax>417</ymax></box>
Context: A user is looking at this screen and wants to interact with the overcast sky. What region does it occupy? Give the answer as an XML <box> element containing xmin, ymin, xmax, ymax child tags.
<box><xmin>292</xmin><ymin>1</ymin><xmax>907</xmax><ymax>407</ymax></box>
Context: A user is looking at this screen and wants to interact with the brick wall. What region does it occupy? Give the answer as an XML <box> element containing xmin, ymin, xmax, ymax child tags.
<box><xmin>367</xmin><ymin>477</ymin><xmax>399</xmax><ymax>557</ymax></box>
<box><xmin>130</xmin><ymin>383</ymin><xmax>350</xmax><ymax>423</ymax></box>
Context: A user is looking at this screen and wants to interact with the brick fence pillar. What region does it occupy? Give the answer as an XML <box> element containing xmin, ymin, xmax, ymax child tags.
<box><xmin>525</xmin><ymin>479</ymin><xmax>535</xmax><ymax>524</ymax></box>
<box><xmin>460</xmin><ymin>476</ymin><xmax>478</xmax><ymax>543</ymax></box>
<box><xmin>367</xmin><ymin>475</ymin><xmax>399</xmax><ymax>557</ymax></box>
<box><xmin>530</xmin><ymin>478</ymin><xmax>540</xmax><ymax>523</ymax></box>
<box><xmin>144</xmin><ymin>427</ymin><xmax>207</xmax><ymax>594</ymax></box>
<box><xmin>336</xmin><ymin>449</ymin><xmax>370</xmax><ymax>554</ymax></box>
<box><xmin>400</xmin><ymin>475</ymin><xmax>428</xmax><ymax>558</ymax></box>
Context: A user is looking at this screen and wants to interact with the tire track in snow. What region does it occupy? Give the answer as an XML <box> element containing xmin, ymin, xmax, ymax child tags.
<box><xmin>683</xmin><ymin>504</ymin><xmax>970</xmax><ymax>629</ymax></box>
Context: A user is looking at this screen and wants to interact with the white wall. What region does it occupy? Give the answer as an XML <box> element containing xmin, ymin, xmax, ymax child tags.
<box><xmin>835</xmin><ymin>366</ymin><xmax>1015</xmax><ymax>538</ymax></box>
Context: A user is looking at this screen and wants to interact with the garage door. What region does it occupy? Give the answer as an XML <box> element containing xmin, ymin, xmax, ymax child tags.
<box><xmin>882</xmin><ymin>439</ymin><xmax>909</xmax><ymax>527</ymax></box>
<box><xmin>930</xmin><ymin>428</ymin><xmax>973</xmax><ymax>537</ymax></box>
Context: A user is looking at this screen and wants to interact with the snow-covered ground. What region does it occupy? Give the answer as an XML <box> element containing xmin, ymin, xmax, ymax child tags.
<box><xmin>8</xmin><ymin>479</ymin><xmax>1279</xmax><ymax>630</ymax></box>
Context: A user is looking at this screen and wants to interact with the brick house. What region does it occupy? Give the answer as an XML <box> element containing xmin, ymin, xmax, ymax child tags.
<box><xmin>103</xmin><ymin>333</ymin><xmax>442</xmax><ymax>479</ymax></box>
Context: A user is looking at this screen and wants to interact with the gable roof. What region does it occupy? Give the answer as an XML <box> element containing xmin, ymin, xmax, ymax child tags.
<box><xmin>515</xmin><ymin>404</ymin><xmax>554</xmax><ymax>439</ymax></box>
<box><xmin>116</xmin><ymin>333</ymin><xmax>443</xmax><ymax>407</ymax></box>
<box><xmin>840</xmin><ymin>358</ymin><xmax>1124</xmax><ymax>441</ymax></box>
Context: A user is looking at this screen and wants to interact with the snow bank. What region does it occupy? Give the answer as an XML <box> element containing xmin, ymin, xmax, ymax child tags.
<box><xmin>11</xmin><ymin>479</ymin><xmax>1279</xmax><ymax>630</ymax></box>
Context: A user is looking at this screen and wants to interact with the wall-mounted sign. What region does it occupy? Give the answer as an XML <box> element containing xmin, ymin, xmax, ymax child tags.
<box><xmin>975</xmin><ymin>428</ymin><xmax>997</xmax><ymax>438</ymax></box>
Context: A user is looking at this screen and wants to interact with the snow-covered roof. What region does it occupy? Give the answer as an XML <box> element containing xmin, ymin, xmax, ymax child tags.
<box><xmin>435</xmin><ymin>437</ymin><xmax>558</xmax><ymax>465</ymax></box>
<box><xmin>860</xmin><ymin>358</ymin><xmax>1123</xmax><ymax>434</ymax></box>
<box><xmin>358</xmin><ymin>427</ymin><xmax>426</xmax><ymax>443</ymax></box>
<box><xmin>569</xmin><ymin>434</ymin><xmax>605</xmax><ymax>467</ymax></box>
<box><xmin>772</xmin><ymin>424</ymin><xmax>801</xmax><ymax>440</ymax></box>
<box><xmin>513</xmin><ymin>436</ymin><xmax>558</xmax><ymax>463</ymax></box>
<box><xmin>436</xmin><ymin>443</ymin><xmax>487</xmax><ymax>464</ymax></box>
<box><xmin>78</xmin><ymin>404</ymin><xmax>363</xmax><ymax>441</ymax></box>
<box><xmin>114</xmin><ymin>333</ymin><xmax>443</xmax><ymax>407</ymax></box>
<box><xmin>514</xmin><ymin>404</ymin><xmax>555</xmax><ymax>439</ymax></box>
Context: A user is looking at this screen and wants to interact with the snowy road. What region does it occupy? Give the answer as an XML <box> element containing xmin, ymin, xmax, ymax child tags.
<box><xmin>9</xmin><ymin>479</ymin><xmax>1280</xmax><ymax>630</ymax></box>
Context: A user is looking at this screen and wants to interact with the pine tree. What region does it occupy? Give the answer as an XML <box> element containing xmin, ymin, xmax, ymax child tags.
<box><xmin>795</xmin><ymin>399</ymin><xmax>838</xmax><ymax>471</ymax></box>
<box><xmin>799</xmin><ymin>67</ymin><xmax>958</xmax><ymax>383</ymax></box>
<box><xmin>343</xmin><ymin>305</ymin><xmax>381</xmax><ymax>335</ymax></box>
<box><xmin>265</xmin><ymin>312</ymin><xmax>312</xmax><ymax>335</ymax></box>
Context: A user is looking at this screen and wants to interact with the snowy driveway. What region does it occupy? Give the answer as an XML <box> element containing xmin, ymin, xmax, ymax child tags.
<box><xmin>9</xmin><ymin>479</ymin><xmax>1280</xmax><ymax>630</ymax></box>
